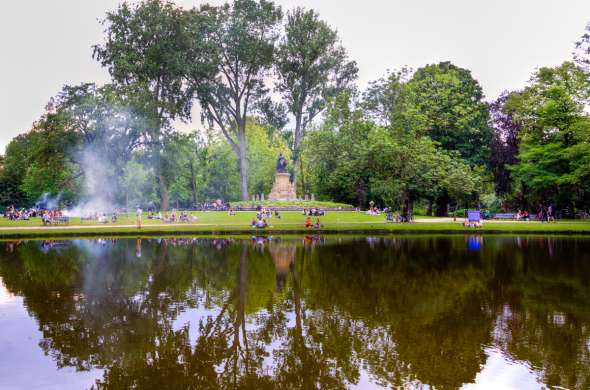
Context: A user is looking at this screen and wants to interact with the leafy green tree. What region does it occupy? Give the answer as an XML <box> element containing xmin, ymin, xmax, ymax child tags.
<box><xmin>93</xmin><ymin>0</ymin><xmax>201</xmax><ymax>210</ymax></box>
<box><xmin>302</xmin><ymin>92</ymin><xmax>373</xmax><ymax>205</ymax></box>
<box><xmin>506</xmin><ymin>62</ymin><xmax>590</xmax><ymax>211</ymax></box>
<box><xmin>362</xmin><ymin>67</ymin><xmax>411</xmax><ymax>127</ymax></box>
<box><xmin>274</xmin><ymin>7</ymin><xmax>357</xmax><ymax>189</ymax></box>
<box><xmin>404</xmin><ymin>62</ymin><xmax>491</xmax><ymax>166</ymax></box>
<box><xmin>191</xmin><ymin>0</ymin><xmax>283</xmax><ymax>200</ymax></box>
<box><xmin>1</xmin><ymin>111</ymin><xmax>80</xmax><ymax>205</ymax></box>
<box><xmin>121</xmin><ymin>158</ymin><xmax>155</xmax><ymax>208</ymax></box>
<box><xmin>0</xmin><ymin>136</ymin><xmax>30</xmax><ymax>207</ymax></box>
<box><xmin>48</xmin><ymin>83</ymin><xmax>153</xmax><ymax>206</ymax></box>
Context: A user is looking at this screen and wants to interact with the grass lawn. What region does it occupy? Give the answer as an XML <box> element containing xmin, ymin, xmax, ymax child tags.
<box><xmin>0</xmin><ymin>211</ymin><xmax>589</xmax><ymax>238</ymax></box>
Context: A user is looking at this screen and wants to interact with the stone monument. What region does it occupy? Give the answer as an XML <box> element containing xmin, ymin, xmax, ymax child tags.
<box><xmin>268</xmin><ymin>153</ymin><xmax>297</xmax><ymax>201</ymax></box>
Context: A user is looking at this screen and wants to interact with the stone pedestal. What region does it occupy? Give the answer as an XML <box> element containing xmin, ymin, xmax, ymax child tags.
<box><xmin>268</xmin><ymin>172</ymin><xmax>297</xmax><ymax>201</ymax></box>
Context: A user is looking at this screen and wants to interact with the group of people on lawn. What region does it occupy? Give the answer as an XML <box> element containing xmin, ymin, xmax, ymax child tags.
<box><xmin>249</xmin><ymin>207</ymin><xmax>322</xmax><ymax>229</ymax></box>
<box><xmin>147</xmin><ymin>210</ymin><xmax>196</xmax><ymax>223</ymax></box>
<box><xmin>513</xmin><ymin>205</ymin><xmax>555</xmax><ymax>222</ymax></box>
<box><xmin>302</xmin><ymin>208</ymin><xmax>325</xmax><ymax>216</ymax></box>
<box><xmin>4</xmin><ymin>206</ymin><xmax>55</xmax><ymax>221</ymax></box>
<box><xmin>250</xmin><ymin>207</ymin><xmax>282</xmax><ymax>229</ymax></box>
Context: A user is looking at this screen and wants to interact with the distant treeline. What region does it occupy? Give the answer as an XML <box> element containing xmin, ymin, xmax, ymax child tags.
<box><xmin>1</xmin><ymin>0</ymin><xmax>589</xmax><ymax>215</ymax></box>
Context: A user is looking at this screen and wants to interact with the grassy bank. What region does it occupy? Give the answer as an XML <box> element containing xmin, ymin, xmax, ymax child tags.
<box><xmin>0</xmin><ymin>211</ymin><xmax>589</xmax><ymax>239</ymax></box>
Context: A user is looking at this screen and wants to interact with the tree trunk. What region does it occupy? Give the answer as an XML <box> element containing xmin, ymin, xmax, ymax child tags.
<box><xmin>402</xmin><ymin>193</ymin><xmax>413</xmax><ymax>220</ymax></box>
<box><xmin>237</xmin><ymin>127</ymin><xmax>249</xmax><ymax>201</ymax></box>
<box><xmin>435</xmin><ymin>189</ymin><xmax>450</xmax><ymax>217</ymax></box>
<box><xmin>159</xmin><ymin>174</ymin><xmax>169</xmax><ymax>211</ymax></box>
<box><xmin>291</xmin><ymin>115</ymin><xmax>303</xmax><ymax>189</ymax></box>
<box><xmin>189</xmin><ymin>160</ymin><xmax>198</xmax><ymax>207</ymax></box>
<box><xmin>299</xmin><ymin>157</ymin><xmax>306</xmax><ymax>196</ymax></box>
<box><xmin>356</xmin><ymin>179</ymin><xmax>368</xmax><ymax>208</ymax></box>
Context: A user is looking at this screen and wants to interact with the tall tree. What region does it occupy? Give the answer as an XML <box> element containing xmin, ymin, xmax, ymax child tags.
<box><xmin>489</xmin><ymin>92</ymin><xmax>521</xmax><ymax>197</ymax></box>
<box><xmin>404</xmin><ymin>61</ymin><xmax>491</xmax><ymax>166</ymax></box>
<box><xmin>574</xmin><ymin>21</ymin><xmax>590</xmax><ymax>70</ymax></box>
<box><xmin>362</xmin><ymin>67</ymin><xmax>411</xmax><ymax>127</ymax></box>
<box><xmin>274</xmin><ymin>7</ymin><xmax>357</xmax><ymax>189</ymax></box>
<box><xmin>403</xmin><ymin>62</ymin><xmax>491</xmax><ymax>215</ymax></box>
<box><xmin>191</xmin><ymin>0</ymin><xmax>283</xmax><ymax>200</ymax></box>
<box><xmin>93</xmin><ymin>0</ymin><xmax>200</xmax><ymax>210</ymax></box>
<box><xmin>506</xmin><ymin>62</ymin><xmax>590</xmax><ymax>212</ymax></box>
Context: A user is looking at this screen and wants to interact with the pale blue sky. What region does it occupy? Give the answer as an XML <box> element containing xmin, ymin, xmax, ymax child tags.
<box><xmin>1</xmin><ymin>0</ymin><xmax>589</xmax><ymax>152</ymax></box>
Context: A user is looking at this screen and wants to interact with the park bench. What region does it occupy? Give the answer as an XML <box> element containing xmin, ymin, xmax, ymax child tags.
<box><xmin>43</xmin><ymin>216</ymin><xmax>69</xmax><ymax>226</ymax></box>
<box><xmin>53</xmin><ymin>216</ymin><xmax>70</xmax><ymax>225</ymax></box>
<box><xmin>493</xmin><ymin>213</ymin><xmax>515</xmax><ymax>220</ymax></box>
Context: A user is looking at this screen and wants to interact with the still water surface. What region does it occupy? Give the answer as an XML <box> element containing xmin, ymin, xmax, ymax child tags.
<box><xmin>0</xmin><ymin>236</ymin><xmax>589</xmax><ymax>389</ymax></box>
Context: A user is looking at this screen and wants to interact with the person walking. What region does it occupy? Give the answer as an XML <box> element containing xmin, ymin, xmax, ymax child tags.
<box><xmin>547</xmin><ymin>204</ymin><xmax>555</xmax><ymax>222</ymax></box>
<box><xmin>136</xmin><ymin>206</ymin><xmax>142</xmax><ymax>229</ymax></box>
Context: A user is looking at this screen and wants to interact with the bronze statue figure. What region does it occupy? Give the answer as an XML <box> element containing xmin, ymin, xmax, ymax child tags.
<box><xmin>276</xmin><ymin>153</ymin><xmax>288</xmax><ymax>173</ymax></box>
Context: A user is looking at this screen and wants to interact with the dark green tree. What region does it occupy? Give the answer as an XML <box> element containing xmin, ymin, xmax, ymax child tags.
<box><xmin>506</xmin><ymin>62</ymin><xmax>590</xmax><ymax>212</ymax></box>
<box><xmin>274</xmin><ymin>7</ymin><xmax>357</xmax><ymax>190</ymax></box>
<box><xmin>404</xmin><ymin>61</ymin><xmax>491</xmax><ymax>166</ymax></box>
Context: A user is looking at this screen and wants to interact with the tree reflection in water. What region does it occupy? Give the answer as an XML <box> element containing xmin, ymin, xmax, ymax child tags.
<box><xmin>0</xmin><ymin>236</ymin><xmax>589</xmax><ymax>389</ymax></box>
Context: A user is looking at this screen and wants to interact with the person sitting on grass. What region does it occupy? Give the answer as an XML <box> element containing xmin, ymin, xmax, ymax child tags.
<box><xmin>314</xmin><ymin>218</ymin><xmax>321</xmax><ymax>229</ymax></box>
<box><xmin>255</xmin><ymin>218</ymin><xmax>268</xmax><ymax>228</ymax></box>
<box><xmin>274</xmin><ymin>210</ymin><xmax>281</xmax><ymax>219</ymax></box>
<box><xmin>251</xmin><ymin>217</ymin><xmax>258</xmax><ymax>228</ymax></box>
<box><xmin>463</xmin><ymin>219</ymin><xmax>482</xmax><ymax>228</ymax></box>
<box><xmin>305</xmin><ymin>216</ymin><xmax>312</xmax><ymax>228</ymax></box>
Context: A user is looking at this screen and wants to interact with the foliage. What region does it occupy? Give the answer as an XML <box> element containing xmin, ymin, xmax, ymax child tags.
<box><xmin>93</xmin><ymin>0</ymin><xmax>201</xmax><ymax>209</ymax></box>
<box><xmin>2</xmin><ymin>2</ymin><xmax>590</xmax><ymax>217</ymax></box>
<box><xmin>489</xmin><ymin>92</ymin><xmax>521</xmax><ymax>196</ymax></box>
<box><xmin>506</xmin><ymin>62</ymin><xmax>590</xmax><ymax>211</ymax></box>
<box><xmin>191</xmin><ymin>0</ymin><xmax>283</xmax><ymax>200</ymax></box>
<box><xmin>404</xmin><ymin>62</ymin><xmax>492</xmax><ymax>166</ymax></box>
<box><xmin>301</xmin><ymin>90</ymin><xmax>482</xmax><ymax>212</ymax></box>
<box><xmin>274</xmin><ymin>7</ymin><xmax>357</xmax><ymax>185</ymax></box>
<box><xmin>1</xmin><ymin>111</ymin><xmax>80</xmax><ymax>206</ymax></box>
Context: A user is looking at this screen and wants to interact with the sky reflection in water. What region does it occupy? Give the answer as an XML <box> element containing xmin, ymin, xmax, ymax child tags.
<box><xmin>0</xmin><ymin>235</ymin><xmax>588</xmax><ymax>389</ymax></box>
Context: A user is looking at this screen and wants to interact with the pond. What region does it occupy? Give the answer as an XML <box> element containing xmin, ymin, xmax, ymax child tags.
<box><xmin>0</xmin><ymin>236</ymin><xmax>589</xmax><ymax>389</ymax></box>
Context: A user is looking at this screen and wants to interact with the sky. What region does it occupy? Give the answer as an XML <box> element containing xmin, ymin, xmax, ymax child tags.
<box><xmin>1</xmin><ymin>0</ymin><xmax>589</xmax><ymax>152</ymax></box>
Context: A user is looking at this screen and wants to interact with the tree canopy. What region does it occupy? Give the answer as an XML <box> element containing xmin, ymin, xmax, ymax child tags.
<box><xmin>1</xmin><ymin>1</ymin><xmax>590</xmax><ymax>217</ymax></box>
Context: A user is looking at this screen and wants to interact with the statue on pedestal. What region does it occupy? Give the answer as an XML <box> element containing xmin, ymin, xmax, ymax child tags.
<box><xmin>268</xmin><ymin>152</ymin><xmax>297</xmax><ymax>201</ymax></box>
<box><xmin>276</xmin><ymin>153</ymin><xmax>288</xmax><ymax>173</ymax></box>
